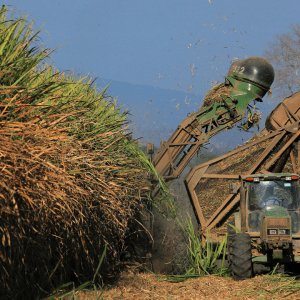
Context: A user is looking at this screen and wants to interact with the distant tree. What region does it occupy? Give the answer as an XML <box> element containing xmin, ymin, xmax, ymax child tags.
<box><xmin>264</xmin><ymin>24</ymin><xmax>300</xmax><ymax>101</ymax></box>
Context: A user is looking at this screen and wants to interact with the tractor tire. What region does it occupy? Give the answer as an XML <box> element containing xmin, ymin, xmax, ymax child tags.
<box><xmin>230</xmin><ymin>233</ymin><xmax>252</xmax><ymax>280</ymax></box>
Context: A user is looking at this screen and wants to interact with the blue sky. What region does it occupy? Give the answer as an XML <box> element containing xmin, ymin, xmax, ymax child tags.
<box><xmin>6</xmin><ymin>0</ymin><xmax>300</xmax><ymax>148</ymax></box>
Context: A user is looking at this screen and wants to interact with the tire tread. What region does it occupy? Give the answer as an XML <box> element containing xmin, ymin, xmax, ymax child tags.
<box><xmin>230</xmin><ymin>233</ymin><xmax>252</xmax><ymax>280</ymax></box>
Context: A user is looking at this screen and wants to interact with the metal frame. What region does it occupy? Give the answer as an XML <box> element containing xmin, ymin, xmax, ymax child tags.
<box><xmin>150</xmin><ymin>84</ymin><xmax>300</xmax><ymax>239</ymax></box>
<box><xmin>185</xmin><ymin>121</ymin><xmax>300</xmax><ymax>233</ymax></box>
<box><xmin>180</xmin><ymin>95</ymin><xmax>300</xmax><ymax>234</ymax></box>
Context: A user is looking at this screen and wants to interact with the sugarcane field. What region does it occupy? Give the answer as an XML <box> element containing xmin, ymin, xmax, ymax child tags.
<box><xmin>2</xmin><ymin>3</ymin><xmax>300</xmax><ymax>300</ymax></box>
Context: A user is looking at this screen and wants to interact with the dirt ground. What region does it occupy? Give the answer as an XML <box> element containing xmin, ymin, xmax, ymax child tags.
<box><xmin>75</xmin><ymin>271</ymin><xmax>300</xmax><ymax>300</ymax></box>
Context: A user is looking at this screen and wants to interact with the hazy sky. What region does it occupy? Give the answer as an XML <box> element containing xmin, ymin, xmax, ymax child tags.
<box><xmin>5</xmin><ymin>0</ymin><xmax>300</xmax><ymax>147</ymax></box>
<box><xmin>7</xmin><ymin>1</ymin><xmax>300</xmax><ymax>93</ymax></box>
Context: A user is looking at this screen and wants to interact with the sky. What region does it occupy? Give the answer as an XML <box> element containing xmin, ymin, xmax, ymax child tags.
<box><xmin>5</xmin><ymin>0</ymin><xmax>300</xmax><ymax>148</ymax></box>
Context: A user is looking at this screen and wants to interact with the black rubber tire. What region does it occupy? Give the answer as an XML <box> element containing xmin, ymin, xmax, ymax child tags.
<box><xmin>230</xmin><ymin>233</ymin><xmax>252</xmax><ymax>280</ymax></box>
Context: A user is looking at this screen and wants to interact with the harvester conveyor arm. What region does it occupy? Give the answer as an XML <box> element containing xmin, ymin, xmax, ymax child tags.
<box><xmin>152</xmin><ymin>78</ymin><xmax>263</xmax><ymax>190</ymax></box>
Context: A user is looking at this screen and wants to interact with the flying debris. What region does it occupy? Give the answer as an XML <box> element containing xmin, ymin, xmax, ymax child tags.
<box><xmin>195</xmin><ymin>38</ymin><xmax>204</xmax><ymax>45</ymax></box>
<box><xmin>190</xmin><ymin>63</ymin><xmax>195</xmax><ymax>76</ymax></box>
<box><xmin>187</xmin><ymin>85</ymin><xmax>194</xmax><ymax>91</ymax></box>
<box><xmin>185</xmin><ymin>96</ymin><xmax>191</xmax><ymax>107</ymax></box>
<box><xmin>184</xmin><ymin>96</ymin><xmax>188</xmax><ymax>105</ymax></box>
<box><xmin>188</xmin><ymin>43</ymin><xmax>191</xmax><ymax>49</ymax></box>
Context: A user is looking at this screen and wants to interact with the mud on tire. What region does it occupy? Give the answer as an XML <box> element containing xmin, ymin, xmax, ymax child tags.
<box><xmin>230</xmin><ymin>233</ymin><xmax>252</xmax><ymax>280</ymax></box>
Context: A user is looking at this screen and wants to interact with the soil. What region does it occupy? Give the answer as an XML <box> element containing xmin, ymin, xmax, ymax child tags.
<box><xmin>75</xmin><ymin>271</ymin><xmax>300</xmax><ymax>300</ymax></box>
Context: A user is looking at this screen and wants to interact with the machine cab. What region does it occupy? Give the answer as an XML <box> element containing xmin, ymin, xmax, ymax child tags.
<box><xmin>244</xmin><ymin>174</ymin><xmax>300</xmax><ymax>235</ymax></box>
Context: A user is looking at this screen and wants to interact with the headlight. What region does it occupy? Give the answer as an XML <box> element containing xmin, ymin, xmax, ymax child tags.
<box><xmin>279</xmin><ymin>229</ymin><xmax>289</xmax><ymax>235</ymax></box>
<box><xmin>268</xmin><ymin>229</ymin><xmax>277</xmax><ymax>235</ymax></box>
<box><xmin>267</xmin><ymin>229</ymin><xmax>290</xmax><ymax>235</ymax></box>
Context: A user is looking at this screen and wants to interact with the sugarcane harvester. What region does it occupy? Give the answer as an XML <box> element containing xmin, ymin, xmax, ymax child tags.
<box><xmin>151</xmin><ymin>57</ymin><xmax>275</xmax><ymax>194</ymax></box>
<box><xmin>149</xmin><ymin>56</ymin><xmax>300</xmax><ymax>278</ymax></box>
<box><xmin>181</xmin><ymin>73</ymin><xmax>300</xmax><ymax>280</ymax></box>
<box><xmin>148</xmin><ymin>56</ymin><xmax>275</xmax><ymax>275</ymax></box>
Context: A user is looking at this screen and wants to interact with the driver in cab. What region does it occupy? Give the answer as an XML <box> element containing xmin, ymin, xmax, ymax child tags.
<box><xmin>260</xmin><ymin>186</ymin><xmax>281</xmax><ymax>209</ymax></box>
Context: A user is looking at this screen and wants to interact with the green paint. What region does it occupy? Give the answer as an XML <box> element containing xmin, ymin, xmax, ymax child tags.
<box><xmin>253</xmin><ymin>254</ymin><xmax>300</xmax><ymax>262</ymax></box>
<box><xmin>243</xmin><ymin>173</ymin><xmax>299</xmax><ymax>180</ymax></box>
<box><xmin>252</xmin><ymin>255</ymin><xmax>267</xmax><ymax>262</ymax></box>
<box><xmin>190</xmin><ymin>75</ymin><xmax>267</xmax><ymax>145</ymax></box>
<box><xmin>273</xmin><ymin>249</ymin><xmax>283</xmax><ymax>259</ymax></box>
<box><xmin>226</xmin><ymin>76</ymin><xmax>266</xmax><ymax>98</ymax></box>
<box><xmin>233</xmin><ymin>212</ymin><xmax>241</xmax><ymax>231</ymax></box>
<box><xmin>262</xmin><ymin>207</ymin><xmax>289</xmax><ymax>218</ymax></box>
